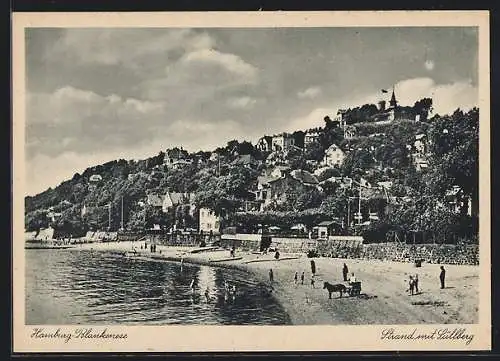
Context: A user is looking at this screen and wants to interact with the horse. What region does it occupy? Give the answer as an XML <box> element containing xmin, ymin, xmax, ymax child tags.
<box><xmin>323</xmin><ymin>282</ymin><xmax>348</xmax><ymax>299</ymax></box>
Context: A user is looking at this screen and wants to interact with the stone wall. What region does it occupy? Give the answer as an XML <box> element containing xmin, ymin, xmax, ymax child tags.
<box><xmin>271</xmin><ymin>237</ymin><xmax>318</xmax><ymax>253</ymax></box>
<box><xmin>314</xmin><ymin>241</ymin><xmax>479</xmax><ymax>265</ymax></box>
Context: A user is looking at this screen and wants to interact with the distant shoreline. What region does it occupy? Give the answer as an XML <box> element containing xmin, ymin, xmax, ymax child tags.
<box><xmin>27</xmin><ymin>241</ymin><xmax>479</xmax><ymax>325</ymax></box>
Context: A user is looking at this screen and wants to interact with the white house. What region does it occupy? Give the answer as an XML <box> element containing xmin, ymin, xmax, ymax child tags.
<box><xmin>89</xmin><ymin>174</ymin><xmax>103</xmax><ymax>182</ymax></box>
<box><xmin>162</xmin><ymin>192</ymin><xmax>195</xmax><ymax>214</ymax></box>
<box><xmin>343</xmin><ymin>126</ymin><xmax>356</xmax><ymax>139</ymax></box>
<box><xmin>164</xmin><ymin>148</ymin><xmax>189</xmax><ymax>167</ymax></box>
<box><xmin>147</xmin><ymin>194</ymin><xmax>164</xmax><ymax>208</ymax></box>
<box><xmin>199</xmin><ymin>208</ymin><xmax>221</xmax><ymax>234</ymax></box>
<box><xmin>414</xmin><ymin>133</ymin><xmax>428</xmax><ymax>154</ymax></box>
<box><xmin>272</xmin><ymin>133</ymin><xmax>295</xmax><ymax>151</ymax></box>
<box><xmin>304</xmin><ymin>131</ymin><xmax>320</xmax><ymax>148</ymax></box>
<box><xmin>322</xmin><ymin>144</ymin><xmax>345</xmax><ymax>167</ymax></box>
<box><xmin>334</xmin><ymin>109</ymin><xmax>347</xmax><ymax>127</ymax></box>
<box><xmin>269</xmin><ymin>165</ymin><xmax>290</xmax><ymax>178</ymax></box>
<box><xmin>256</xmin><ymin>136</ymin><xmax>273</xmax><ymax>152</ymax></box>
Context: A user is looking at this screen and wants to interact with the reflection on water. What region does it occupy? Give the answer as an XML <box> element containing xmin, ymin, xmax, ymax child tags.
<box><xmin>25</xmin><ymin>249</ymin><xmax>290</xmax><ymax>325</ymax></box>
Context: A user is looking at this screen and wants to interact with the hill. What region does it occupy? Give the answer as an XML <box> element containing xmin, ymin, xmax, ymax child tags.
<box><xmin>24</xmin><ymin>102</ymin><xmax>479</xmax><ymax>244</ymax></box>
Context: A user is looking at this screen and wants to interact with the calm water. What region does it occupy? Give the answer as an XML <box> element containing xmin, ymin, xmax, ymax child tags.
<box><xmin>25</xmin><ymin>249</ymin><xmax>290</xmax><ymax>325</ymax></box>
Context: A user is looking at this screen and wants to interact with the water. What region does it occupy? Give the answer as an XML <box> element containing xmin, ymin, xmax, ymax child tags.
<box><xmin>25</xmin><ymin>249</ymin><xmax>290</xmax><ymax>325</ymax></box>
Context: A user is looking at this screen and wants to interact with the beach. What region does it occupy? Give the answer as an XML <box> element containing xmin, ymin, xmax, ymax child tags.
<box><xmin>74</xmin><ymin>241</ymin><xmax>479</xmax><ymax>325</ymax></box>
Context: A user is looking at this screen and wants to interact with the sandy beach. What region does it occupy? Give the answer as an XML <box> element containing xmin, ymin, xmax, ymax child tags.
<box><xmin>74</xmin><ymin>241</ymin><xmax>479</xmax><ymax>325</ymax></box>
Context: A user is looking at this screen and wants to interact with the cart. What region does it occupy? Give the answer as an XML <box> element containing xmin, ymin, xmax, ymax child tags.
<box><xmin>347</xmin><ymin>281</ymin><xmax>362</xmax><ymax>297</ymax></box>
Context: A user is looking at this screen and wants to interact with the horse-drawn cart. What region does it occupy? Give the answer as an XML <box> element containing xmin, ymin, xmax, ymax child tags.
<box><xmin>347</xmin><ymin>281</ymin><xmax>362</xmax><ymax>297</ymax></box>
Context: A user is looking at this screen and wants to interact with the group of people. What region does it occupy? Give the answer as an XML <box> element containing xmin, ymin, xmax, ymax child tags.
<box><xmin>407</xmin><ymin>265</ymin><xmax>447</xmax><ymax>296</ymax></box>
<box><xmin>291</xmin><ymin>271</ymin><xmax>317</xmax><ymax>289</ymax></box>
<box><xmin>342</xmin><ymin>263</ymin><xmax>358</xmax><ymax>284</ymax></box>
<box><xmin>189</xmin><ymin>278</ymin><xmax>237</xmax><ymax>303</ymax></box>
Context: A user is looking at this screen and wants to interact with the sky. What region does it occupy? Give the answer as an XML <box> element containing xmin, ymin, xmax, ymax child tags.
<box><xmin>25</xmin><ymin>27</ymin><xmax>479</xmax><ymax>196</ymax></box>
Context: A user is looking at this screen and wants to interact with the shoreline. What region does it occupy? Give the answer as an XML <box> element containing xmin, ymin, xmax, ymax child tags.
<box><xmin>33</xmin><ymin>241</ymin><xmax>479</xmax><ymax>325</ymax></box>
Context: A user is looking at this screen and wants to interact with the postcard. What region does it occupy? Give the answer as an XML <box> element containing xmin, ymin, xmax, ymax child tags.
<box><xmin>12</xmin><ymin>11</ymin><xmax>490</xmax><ymax>352</ymax></box>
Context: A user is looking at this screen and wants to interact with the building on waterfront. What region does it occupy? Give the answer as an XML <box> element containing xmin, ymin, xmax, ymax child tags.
<box><xmin>162</xmin><ymin>192</ymin><xmax>195</xmax><ymax>214</ymax></box>
<box><xmin>199</xmin><ymin>208</ymin><xmax>221</xmax><ymax>234</ymax></box>
<box><xmin>315</xmin><ymin>220</ymin><xmax>342</xmax><ymax>239</ymax></box>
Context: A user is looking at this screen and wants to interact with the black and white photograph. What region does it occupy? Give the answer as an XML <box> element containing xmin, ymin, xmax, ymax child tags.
<box><xmin>13</xmin><ymin>11</ymin><xmax>490</xmax><ymax>352</ymax></box>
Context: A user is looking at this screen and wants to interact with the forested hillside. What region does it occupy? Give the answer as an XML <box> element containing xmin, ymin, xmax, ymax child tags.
<box><xmin>25</xmin><ymin>101</ymin><xmax>479</xmax><ymax>244</ymax></box>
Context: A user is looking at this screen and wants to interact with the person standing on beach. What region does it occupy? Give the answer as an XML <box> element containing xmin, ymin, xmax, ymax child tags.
<box><xmin>269</xmin><ymin>269</ymin><xmax>274</xmax><ymax>283</ymax></box>
<box><xmin>310</xmin><ymin>260</ymin><xmax>316</xmax><ymax>276</ymax></box>
<box><xmin>408</xmin><ymin>275</ymin><xmax>415</xmax><ymax>296</ymax></box>
<box><xmin>342</xmin><ymin>263</ymin><xmax>349</xmax><ymax>282</ymax></box>
<box><xmin>301</xmin><ymin>271</ymin><xmax>305</xmax><ymax>285</ymax></box>
<box><xmin>349</xmin><ymin>272</ymin><xmax>356</xmax><ymax>284</ymax></box>
<box><xmin>294</xmin><ymin>271</ymin><xmax>298</xmax><ymax>285</ymax></box>
<box><xmin>439</xmin><ymin>266</ymin><xmax>446</xmax><ymax>289</ymax></box>
<box><xmin>414</xmin><ymin>274</ymin><xmax>419</xmax><ymax>294</ymax></box>
<box><xmin>310</xmin><ymin>275</ymin><xmax>315</xmax><ymax>288</ymax></box>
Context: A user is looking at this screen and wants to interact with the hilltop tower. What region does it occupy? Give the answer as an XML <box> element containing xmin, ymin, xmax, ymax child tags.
<box><xmin>389</xmin><ymin>88</ymin><xmax>398</xmax><ymax>108</ymax></box>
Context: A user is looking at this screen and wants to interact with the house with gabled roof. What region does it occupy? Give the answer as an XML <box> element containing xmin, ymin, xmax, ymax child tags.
<box><xmin>271</xmin><ymin>133</ymin><xmax>295</xmax><ymax>152</ymax></box>
<box><xmin>290</xmin><ymin>169</ymin><xmax>319</xmax><ymax>186</ymax></box>
<box><xmin>256</xmin><ymin>136</ymin><xmax>273</xmax><ymax>152</ymax></box>
<box><xmin>162</xmin><ymin>192</ymin><xmax>195</xmax><ymax>213</ymax></box>
<box><xmin>147</xmin><ymin>194</ymin><xmax>164</xmax><ymax>208</ymax></box>
<box><xmin>321</xmin><ymin>143</ymin><xmax>346</xmax><ymax>167</ymax></box>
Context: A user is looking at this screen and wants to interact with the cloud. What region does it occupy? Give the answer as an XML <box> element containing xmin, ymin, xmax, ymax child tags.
<box><xmin>180</xmin><ymin>49</ymin><xmax>258</xmax><ymax>83</ymax></box>
<box><xmin>286</xmin><ymin>107</ymin><xmax>334</xmax><ymax>133</ymax></box>
<box><xmin>297</xmin><ymin>86</ymin><xmax>322</xmax><ymax>99</ymax></box>
<box><xmin>286</xmin><ymin>77</ymin><xmax>478</xmax><ymax>133</ymax></box>
<box><xmin>328</xmin><ymin>77</ymin><xmax>477</xmax><ymax>117</ymax></box>
<box><xmin>47</xmin><ymin>29</ymin><xmax>217</xmax><ymax>70</ymax></box>
<box><xmin>25</xmin><ymin>84</ymin><xmax>263</xmax><ymax>195</ymax></box>
<box><xmin>226</xmin><ymin>96</ymin><xmax>257</xmax><ymax>109</ymax></box>
<box><xmin>26</xmin><ymin>86</ymin><xmax>168</xmax><ymax>159</ymax></box>
<box><xmin>424</xmin><ymin>60</ymin><xmax>435</xmax><ymax>71</ymax></box>
<box><xmin>394</xmin><ymin>77</ymin><xmax>477</xmax><ymax>115</ymax></box>
<box><xmin>26</xmin><ymin>144</ymin><xmax>167</xmax><ymax>196</ymax></box>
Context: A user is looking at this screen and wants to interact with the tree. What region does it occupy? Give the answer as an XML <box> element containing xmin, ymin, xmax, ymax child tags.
<box><xmin>25</xmin><ymin>210</ymin><xmax>49</xmax><ymax>232</ymax></box>
<box><xmin>237</xmin><ymin>141</ymin><xmax>256</xmax><ymax>156</ymax></box>
<box><xmin>413</xmin><ymin>97</ymin><xmax>433</xmax><ymax>120</ymax></box>
<box><xmin>292</xmin><ymin>131</ymin><xmax>305</xmax><ymax>149</ymax></box>
<box><xmin>304</xmin><ymin>141</ymin><xmax>325</xmax><ymax>162</ymax></box>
